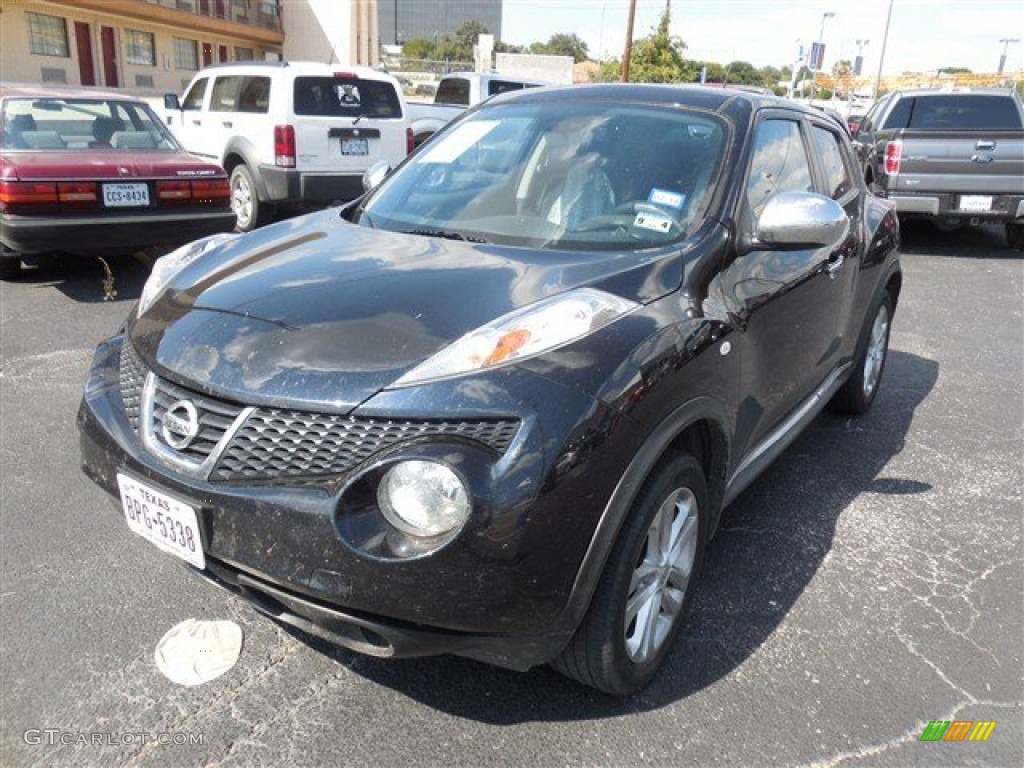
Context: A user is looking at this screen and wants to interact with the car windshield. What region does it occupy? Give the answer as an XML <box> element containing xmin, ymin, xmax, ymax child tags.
<box><xmin>359</xmin><ymin>101</ymin><xmax>728</xmax><ymax>251</ymax></box>
<box><xmin>0</xmin><ymin>97</ymin><xmax>180</xmax><ymax>151</ymax></box>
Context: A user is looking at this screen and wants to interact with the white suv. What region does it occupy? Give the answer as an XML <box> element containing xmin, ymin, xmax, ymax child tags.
<box><xmin>165</xmin><ymin>62</ymin><xmax>412</xmax><ymax>231</ymax></box>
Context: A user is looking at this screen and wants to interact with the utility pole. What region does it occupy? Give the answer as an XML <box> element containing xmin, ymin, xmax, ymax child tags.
<box><xmin>622</xmin><ymin>0</ymin><xmax>637</xmax><ymax>82</ymax></box>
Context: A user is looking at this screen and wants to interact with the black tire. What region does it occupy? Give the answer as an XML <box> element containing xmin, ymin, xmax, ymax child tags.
<box><xmin>0</xmin><ymin>248</ymin><xmax>22</xmax><ymax>280</ymax></box>
<box><xmin>229</xmin><ymin>164</ymin><xmax>272</xmax><ymax>232</ymax></box>
<box><xmin>831</xmin><ymin>290</ymin><xmax>895</xmax><ymax>414</ymax></box>
<box><xmin>552</xmin><ymin>453</ymin><xmax>709</xmax><ymax>695</ymax></box>
<box><xmin>1006</xmin><ymin>221</ymin><xmax>1024</xmax><ymax>251</ymax></box>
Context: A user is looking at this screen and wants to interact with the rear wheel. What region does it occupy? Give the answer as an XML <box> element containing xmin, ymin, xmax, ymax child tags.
<box><xmin>1006</xmin><ymin>221</ymin><xmax>1024</xmax><ymax>251</ymax></box>
<box><xmin>552</xmin><ymin>453</ymin><xmax>708</xmax><ymax>695</ymax></box>
<box><xmin>0</xmin><ymin>246</ymin><xmax>22</xmax><ymax>280</ymax></box>
<box><xmin>230</xmin><ymin>164</ymin><xmax>272</xmax><ymax>232</ymax></box>
<box><xmin>831</xmin><ymin>290</ymin><xmax>894</xmax><ymax>414</ymax></box>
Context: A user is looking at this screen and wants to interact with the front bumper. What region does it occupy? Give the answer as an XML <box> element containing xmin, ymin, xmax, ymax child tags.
<box><xmin>0</xmin><ymin>209</ymin><xmax>236</xmax><ymax>255</ymax></box>
<box><xmin>78</xmin><ymin>336</ymin><xmax>644</xmax><ymax>670</ymax></box>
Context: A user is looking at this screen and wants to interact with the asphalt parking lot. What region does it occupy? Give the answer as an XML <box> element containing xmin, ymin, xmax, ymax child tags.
<box><xmin>1</xmin><ymin>221</ymin><xmax>1021</xmax><ymax>768</ymax></box>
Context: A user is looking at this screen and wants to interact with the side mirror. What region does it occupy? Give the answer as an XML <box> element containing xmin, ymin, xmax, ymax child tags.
<box><xmin>755</xmin><ymin>191</ymin><xmax>849</xmax><ymax>250</ymax></box>
<box><xmin>164</xmin><ymin>93</ymin><xmax>181</xmax><ymax>111</ymax></box>
<box><xmin>362</xmin><ymin>160</ymin><xmax>391</xmax><ymax>193</ymax></box>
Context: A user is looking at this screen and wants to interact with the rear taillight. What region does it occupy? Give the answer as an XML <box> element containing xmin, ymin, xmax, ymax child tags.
<box><xmin>0</xmin><ymin>180</ymin><xmax>58</xmax><ymax>213</ymax></box>
<box><xmin>191</xmin><ymin>178</ymin><xmax>231</xmax><ymax>203</ymax></box>
<box><xmin>57</xmin><ymin>182</ymin><xmax>97</xmax><ymax>208</ymax></box>
<box><xmin>157</xmin><ymin>180</ymin><xmax>191</xmax><ymax>202</ymax></box>
<box><xmin>157</xmin><ymin>178</ymin><xmax>231</xmax><ymax>205</ymax></box>
<box><xmin>274</xmin><ymin>125</ymin><xmax>296</xmax><ymax>168</ymax></box>
<box><xmin>406</xmin><ymin>127</ymin><xmax>414</xmax><ymax>155</ymax></box>
<box><xmin>884</xmin><ymin>140</ymin><xmax>902</xmax><ymax>175</ymax></box>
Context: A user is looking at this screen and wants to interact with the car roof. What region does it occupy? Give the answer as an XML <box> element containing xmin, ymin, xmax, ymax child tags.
<box><xmin>492</xmin><ymin>82</ymin><xmax>823</xmax><ymax>120</ymax></box>
<box><xmin>0</xmin><ymin>82</ymin><xmax>144</xmax><ymax>103</ymax></box>
<box><xmin>191</xmin><ymin>61</ymin><xmax>398</xmax><ymax>82</ymax></box>
<box><xmin>888</xmin><ymin>87</ymin><xmax>1018</xmax><ymax>98</ymax></box>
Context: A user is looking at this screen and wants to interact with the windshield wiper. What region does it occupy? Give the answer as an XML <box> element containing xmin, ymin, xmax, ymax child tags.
<box><xmin>405</xmin><ymin>228</ymin><xmax>488</xmax><ymax>243</ymax></box>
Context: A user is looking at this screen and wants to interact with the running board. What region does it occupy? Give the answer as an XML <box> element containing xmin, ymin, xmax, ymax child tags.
<box><xmin>723</xmin><ymin>364</ymin><xmax>851</xmax><ymax>506</ymax></box>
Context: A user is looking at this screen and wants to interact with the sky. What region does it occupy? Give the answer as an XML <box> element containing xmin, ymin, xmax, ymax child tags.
<box><xmin>501</xmin><ymin>0</ymin><xmax>1024</xmax><ymax>76</ymax></box>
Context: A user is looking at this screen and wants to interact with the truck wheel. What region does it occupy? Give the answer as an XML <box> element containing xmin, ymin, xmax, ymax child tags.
<box><xmin>551</xmin><ymin>453</ymin><xmax>708</xmax><ymax>695</ymax></box>
<box><xmin>230</xmin><ymin>165</ymin><xmax>272</xmax><ymax>232</ymax></box>
<box><xmin>1006</xmin><ymin>221</ymin><xmax>1024</xmax><ymax>251</ymax></box>
<box><xmin>831</xmin><ymin>290</ymin><xmax>894</xmax><ymax>415</ymax></box>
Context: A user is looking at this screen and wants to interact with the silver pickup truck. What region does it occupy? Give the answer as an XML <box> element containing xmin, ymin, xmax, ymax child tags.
<box><xmin>854</xmin><ymin>88</ymin><xmax>1024</xmax><ymax>248</ymax></box>
<box><xmin>406</xmin><ymin>72</ymin><xmax>549</xmax><ymax>147</ymax></box>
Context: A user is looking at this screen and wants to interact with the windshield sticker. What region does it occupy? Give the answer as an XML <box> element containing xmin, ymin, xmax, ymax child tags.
<box><xmin>648</xmin><ymin>188</ymin><xmax>687</xmax><ymax>209</ymax></box>
<box><xmin>416</xmin><ymin>121</ymin><xmax>500</xmax><ymax>165</ymax></box>
<box><xmin>634</xmin><ymin>211</ymin><xmax>674</xmax><ymax>233</ymax></box>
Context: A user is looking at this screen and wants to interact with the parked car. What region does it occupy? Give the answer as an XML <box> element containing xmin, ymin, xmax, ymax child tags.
<box><xmin>0</xmin><ymin>84</ymin><xmax>233</xmax><ymax>279</ymax></box>
<box><xmin>853</xmin><ymin>87</ymin><xmax>1024</xmax><ymax>247</ymax></box>
<box><xmin>79</xmin><ymin>85</ymin><xmax>901</xmax><ymax>695</ymax></box>
<box><xmin>406</xmin><ymin>71</ymin><xmax>549</xmax><ymax>147</ymax></box>
<box><xmin>164</xmin><ymin>61</ymin><xmax>413</xmax><ymax>232</ymax></box>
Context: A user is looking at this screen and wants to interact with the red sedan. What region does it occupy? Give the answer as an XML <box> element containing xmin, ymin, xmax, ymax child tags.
<box><xmin>0</xmin><ymin>84</ymin><xmax>235</xmax><ymax>279</ymax></box>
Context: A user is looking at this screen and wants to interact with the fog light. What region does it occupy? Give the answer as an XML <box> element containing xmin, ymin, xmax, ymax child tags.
<box><xmin>377</xmin><ymin>461</ymin><xmax>470</xmax><ymax>537</ymax></box>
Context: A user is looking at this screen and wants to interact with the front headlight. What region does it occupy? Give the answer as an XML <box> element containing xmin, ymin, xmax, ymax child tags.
<box><xmin>138</xmin><ymin>233</ymin><xmax>238</xmax><ymax>316</ymax></box>
<box><xmin>394</xmin><ymin>287</ymin><xmax>639</xmax><ymax>387</ymax></box>
<box><xmin>377</xmin><ymin>460</ymin><xmax>471</xmax><ymax>538</ymax></box>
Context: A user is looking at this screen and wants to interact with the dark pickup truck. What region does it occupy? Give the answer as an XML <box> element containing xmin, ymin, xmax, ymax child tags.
<box><xmin>854</xmin><ymin>88</ymin><xmax>1024</xmax><ymax>247</ymax></box>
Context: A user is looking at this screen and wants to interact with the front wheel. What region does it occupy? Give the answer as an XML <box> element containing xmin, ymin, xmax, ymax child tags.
<box><xmin>552</xmin><ymin>453</ymin><xmax>708</xmax><ymax>695</ymax></box>
<box><xmin>831</xmin><ymin>290</ymin><xmax>894</xmax><ymax>414</ymax></box>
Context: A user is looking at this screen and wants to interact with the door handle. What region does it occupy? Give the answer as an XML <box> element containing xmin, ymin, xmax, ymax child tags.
<box><xmin>222</xmin><ymin>121</ymin><xmax>233</xmax><ymax>128</ymax></box>
<box><xmin>191</xmin><ymin>119</ymin><xmax>201</xmax><ymax>126</ymax></box>
<box><xmin>826</xmin><ymin>252</ymin><xmax>845</xmax><ymax>279</ymax></box>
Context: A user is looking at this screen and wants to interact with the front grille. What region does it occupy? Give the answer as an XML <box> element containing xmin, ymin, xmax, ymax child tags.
<box><xmin>211</xmin><ymin>410</ymin><xmax>520</xmax><ymax>481</ymax></box>
<box><xmin>149</xmin><ymin>377</ymin><xmax>245</xmax><ymax>463</ymax></box>
<box><xmin>119</xmin><ymin>340</ymin><xmax>146</xmax><ymax>431</ymax></box>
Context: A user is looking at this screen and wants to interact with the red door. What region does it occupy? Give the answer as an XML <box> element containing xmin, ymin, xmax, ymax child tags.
<box><xmin>100</xmin><ymin>26</ymin><xmax>118</xmax><ymax>87</ymax></box>
<box><xmin>202</xmin><ymin>42</ymin><xmax>213</xmax><ymax>67</ymax></box>
<box><xmin>74</xmin><ymin>22</ymin><xmax>96</xmax><ymax>86</ymax></box>
<box><xmin>218</xmin><ymin>45</ymin><xmax>228</xmax><ymax>63</ymax></box>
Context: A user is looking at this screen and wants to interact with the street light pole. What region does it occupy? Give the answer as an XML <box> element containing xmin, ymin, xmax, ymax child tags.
<box><xmin>998</xmin><ymin>38</ymin><xmax>1020</xmax><ymax>74</ymax></box>
<box><xmin>874</xmin><ymin>0</ymin><xmax>894</xmax><ymax>99</ymax></box>
<box><xmin>812</xmin><ymin>11</ymin><xmax>835</xmax><ymax>102</ymax></box>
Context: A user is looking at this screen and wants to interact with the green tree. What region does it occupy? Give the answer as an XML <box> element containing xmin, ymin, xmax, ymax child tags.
<box><xmin>938</xmin><ymin>66</ymin><xmax>971</xmax><ymax>74</ymax></box>
<box><xmin>722</xmin><ymin>61</ymin><xmax>764</xmax><ymax>86</ymax></box>
<box><xmin>530</xmin><ymin>33</ymin><xmax>590</xmax><ymax>63</ymax></box>
<box><xmin>626</xmin><ymin>9</ymin><xmax>694</xmax><ymax>83</ymax></box>
<box><xmin>402</xmin><ymin>38</ymin><xmax>436</xmax><ymax>60</ymax></box>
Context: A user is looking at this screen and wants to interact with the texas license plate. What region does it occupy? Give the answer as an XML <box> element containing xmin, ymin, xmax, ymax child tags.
<box><xmin>102</xmin><ymin>183</ymin><xmax>149</xmax><ymax>207</ymax></box>
<box><xmin>340</xmin><ymin>138</ymin><xmax>368</xmax><ymax>156</ymax></box>
<box><xmin>959</xmin><ymin>195</ymin><xmax>992</xmax><ymax>212</ymax></box>
<box><xmin>117</xmin><ymin>473</ymin><xmax>205</xmax><ymax>569</ymax></box>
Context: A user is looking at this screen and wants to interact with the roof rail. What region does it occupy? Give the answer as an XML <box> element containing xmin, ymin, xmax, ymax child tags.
<box><xmin>200</xmin><ymin>60</ymin><xmax>289</xmax><ymax>70</ymax></box>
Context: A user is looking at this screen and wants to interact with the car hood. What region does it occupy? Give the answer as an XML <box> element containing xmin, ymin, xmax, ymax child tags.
<box><xmin>130</xmin><ymin>209</ymin><xmax>684</xmax><ymax>412</ymax></box>
<box><xmin>2</xmin><ymin>150</ymin><xmax>224</xmax><ymax>180</ymax></box>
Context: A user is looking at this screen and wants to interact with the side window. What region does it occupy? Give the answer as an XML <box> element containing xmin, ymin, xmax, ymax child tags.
<box><xmin>435</xmin><ymin>78</ymin><xmax>470</xmax><ymax>106</ymax></box>
<box><xmin>811</xmin><ymin>125</ymin><xmax>854</xmax><ymax>200</ymax></box>
<box><xmin>181</xmin><ymin>78</ymin><xmax>208</xmax><ymax>111</ymax></box>
<box><xmin>881</xmin><ymin>97</ymin><xmax>913</xmax><ymax>130</ymax></box>
<box><xmin>209</xmin><ymin>76</ymin><xmax>241</xmax><ymax>112</ymax></box>
<box><xmin>236</xmin><ymin>76</ymin><xmax>271</xmax><ymax>113</ymax></box>
<box><xmin>488</xmin><ymin>80</ymin><xmax>526</xmax><ymax>97</ymax></box>
<box><xmin>746</xmin><ymin>119</ymin><xmax>814</xmax><ymax>216</ymax></box>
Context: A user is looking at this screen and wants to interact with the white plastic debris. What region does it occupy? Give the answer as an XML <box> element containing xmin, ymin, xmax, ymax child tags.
<box><xmin>154</xmin><ymin>619</ymin><xmax>243</xmax><ymax>686</ymax></box>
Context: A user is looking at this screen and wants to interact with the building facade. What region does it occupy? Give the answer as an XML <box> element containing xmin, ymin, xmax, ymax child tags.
<box><xmin>378</xmin><ymin>0</ymin><xmax>501</xmax><ymax>46</ymax></box>
<box><xmin>0</xmin><ymin>1</ymin><xmax>285</xmax><ymax>92</ymax></box>
<box><xmin>0</xmin><ymin>0</ymin><xmax>380</xmax><ymax>94</ymax></box>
